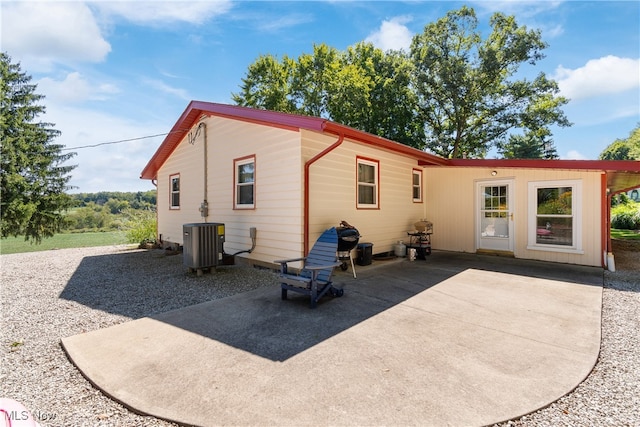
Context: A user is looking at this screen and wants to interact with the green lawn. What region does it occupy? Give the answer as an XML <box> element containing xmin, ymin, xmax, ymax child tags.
<box><xmin>2</xmin><ymin>228</ymin><xmax>639</xmax><ymax>255</ymax></box>
<box><xmin>0</xmin><ymin>231</ymin><xmax>131</xmax><ymax>255</ymax></box>
<box><xmin>611</xmin><ymin>228</ymin><xmax>640</xmax><ymax>241</ymax></box>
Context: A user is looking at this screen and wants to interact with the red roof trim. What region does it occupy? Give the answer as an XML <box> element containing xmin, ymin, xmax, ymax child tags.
<box><xmin>140</xmin><ymin>101</ymin><xmax>639</xmax><ymax>187</ymax></box>
<box><xmin>446</xmin><ymin>158</ymin><xmax>640</xmax><ymax>171</ymax></box>
<box><xmin>323</xmin><ymin>122</ymin><xmax>450</xmax><ymax>166</ymax></box>
<box><xmin>141</xmin><ymin>101</ymin><xmax>333</xmax><ymax>179</ymax></box>
<box><xmin>443</xmin><ymin>159</ymin><xmax>640</xmax><ymax>194</ymax></box>
<box><xmin>140</xmin><ymin>101</ymin><xmax>448</xmax><ymax>179</ymax></box>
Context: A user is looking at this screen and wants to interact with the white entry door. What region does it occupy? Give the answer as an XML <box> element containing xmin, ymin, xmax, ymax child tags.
<box><xmin>477</xmin><ymin>180</ymin><xmax>514</xmax><ymax>252</ymax></box>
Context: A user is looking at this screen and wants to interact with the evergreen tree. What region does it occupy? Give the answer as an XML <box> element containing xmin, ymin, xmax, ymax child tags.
<box><xmin>1</xmin><ymin>52</ymin><xmax>77</xmax><ymax>243</ymax></box>
<box><xmin>497</xmin><ymin>130</ymin><xmax>559</xmax><ymax>159</ymax></box>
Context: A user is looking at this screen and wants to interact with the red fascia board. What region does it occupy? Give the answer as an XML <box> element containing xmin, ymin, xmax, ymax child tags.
<box><xmin>443</xmin><ymin>158</ymin><xmax>640</xmax><ymax>194</ymax></box>
<box><xmin>323</xmin><ymin>122</ymin><xmax>450</xmax><ymax>166</ymax></box>
<box><xmin>140</xmin><ymin>101</ymin><xmax>329</xmax><ymax>180</ymax></box>
<box><xmin>446</xmin><ymin>158</ymin><xmax>640</xmax><ymax>172</ymax></box>
<box><xmin>196</xmin><ymin>101</ymin><xmax>328</xmax><ymax>131</ymax></box>
<box><xmin>140</xmin><ymin>101</ymin><xmax>450</xmax><ymax>180</ymax></box>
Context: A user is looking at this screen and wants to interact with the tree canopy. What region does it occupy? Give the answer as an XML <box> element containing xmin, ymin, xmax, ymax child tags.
<box><xmin>233</xmin><ymin>6</ymin><xmax>570</xmax><ymax>158</ymax></box>
<box><xmin>1</xmin><ymin>52</ymin><xmax>77</xmax><ymax>243</ymax></box>
<box><xmin>599</xmin><ymin>125</ymin><xmax>640</xmax><ymax>160</ymax></box>
<box><xmin>233</xmin><ymin>42</ymin><xmax>422</xmax><ymax>147</ymax></box>
<box><xmin>411</xmin><ymin>6</ymin><xmax>570</xmax><ymax>158</ymax></box>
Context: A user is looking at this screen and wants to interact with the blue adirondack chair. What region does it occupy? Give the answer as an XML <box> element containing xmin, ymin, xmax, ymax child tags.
<box><xmin>275</xmin><ymin>227</ymin><xmax>344</xmax><ymax>308</ymax></box>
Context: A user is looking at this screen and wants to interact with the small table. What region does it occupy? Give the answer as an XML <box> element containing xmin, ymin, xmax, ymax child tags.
<box><xmin>407</xmin><ymin>232</ymin><xmax>432</xmax><ymax>259</ymax></box>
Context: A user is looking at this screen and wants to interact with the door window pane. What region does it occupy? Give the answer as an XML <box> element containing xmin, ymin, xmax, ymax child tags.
<box><xmin>481</xmin><ymin>185</ymin><xmax>509</xmax><ymax>238</ymax></box>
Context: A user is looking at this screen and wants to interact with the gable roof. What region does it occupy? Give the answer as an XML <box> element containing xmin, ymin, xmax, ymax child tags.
<box><xmin>140</xmin><ymin>100</ymin><xmax>448</xmax><ymax>180</ymax></box>
<box><xmin>140</xmin><ymin>101</ymin><xmax>640</xmax><ymax>194</ymax></box>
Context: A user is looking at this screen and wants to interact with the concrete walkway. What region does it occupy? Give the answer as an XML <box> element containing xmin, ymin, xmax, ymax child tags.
<box><xmin>61</xmin><ymin>252</ymin><xmax>603</xmax><ymax>427</ymax></box>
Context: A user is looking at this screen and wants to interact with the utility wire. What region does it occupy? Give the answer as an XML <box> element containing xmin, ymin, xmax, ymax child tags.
<box><xmin>60</xmin><ymin>129</ymin><xmax>187</xmax><ymax>151</ymax></box>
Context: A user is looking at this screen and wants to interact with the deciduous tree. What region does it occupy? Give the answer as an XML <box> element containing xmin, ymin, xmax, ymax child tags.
<box><xmin>599</xmin><ymin>125</ymin><xmax>640</xmax><ymax>160</ymax></box>
<box><xmin>233</xmin><ymin>7</ymin><xmax>570</xmax><ymax>158</ymax></box>
<box><xmin>410</xmin><ymin>6</ymin><xmax>570</xmax><ymax>158</ymax></box>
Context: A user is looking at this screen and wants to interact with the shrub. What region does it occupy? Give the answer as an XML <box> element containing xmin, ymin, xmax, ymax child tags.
<box><xmin>121</xmin><ymin>208</ymin><xmax>157</xmax><ymax>245</ymax></box>
<box><xmin>611</xmin><ymin>203</ymin><xmax>640</xmax><ymax>230</ymax></box>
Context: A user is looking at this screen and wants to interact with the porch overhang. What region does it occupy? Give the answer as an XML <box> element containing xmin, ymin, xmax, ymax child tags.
<box><xmin>434</xmin><ymin>159</ymin><xmax>640</xmax><ymax>194</ymax></box>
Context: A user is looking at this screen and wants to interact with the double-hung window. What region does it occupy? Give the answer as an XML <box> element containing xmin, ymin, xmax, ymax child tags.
<box><xmin>412</xmin><ymin>168</ymin><xmax>423</xmax><ymax>202</ymax></box>
<box><xmin>234</xmin><ymin>156</ymin><xmax>255</xmax><ymax>209</ymax></box>
<box><xmin>528</xmin><ymin>180</ymin><xmax>582</xmax><ymax>252</ymax></box>
<box><xmin>357</xmin><ymin>157</ymin><xmax>379</xmax><ymax>209</ymax></box>
<box><xmin>169</xmin><ymin>174</ymin><xmax>180</xmax><ymax>209</ymax></box>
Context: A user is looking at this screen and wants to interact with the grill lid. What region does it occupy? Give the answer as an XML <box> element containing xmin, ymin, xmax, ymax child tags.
<box><xmin>337</xmin><ymin>220</ymin><xmax>360</xmax><ymax>252</ymax></box>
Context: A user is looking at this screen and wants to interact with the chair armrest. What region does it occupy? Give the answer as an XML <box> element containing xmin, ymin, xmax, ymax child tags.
<box><xmin>275</xmin><ymin>257</ymin><xmax>308</xmax><ymax>275</ymax></box>
<box><xmin>274</xmin><ymin>257</ymin><xmax>306</xmax><ymax>265</ymax></box>
<box><xmin>303</xmin><ymin>261</ymin><xmax>341</xmax><ymax>270</ymax></box>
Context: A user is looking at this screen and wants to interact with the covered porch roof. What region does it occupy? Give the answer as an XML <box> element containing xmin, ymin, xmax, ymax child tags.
<box><xmin>426</xmin><ymin>159</ymin><xmax>640</xmax><ymax>194</ymax></box>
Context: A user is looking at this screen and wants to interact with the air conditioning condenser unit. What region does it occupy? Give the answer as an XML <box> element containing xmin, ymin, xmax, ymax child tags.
<box><xmin>183</xmin><ymin>222</ymin><xmax>225</xmax><ymax>275</ymax></box>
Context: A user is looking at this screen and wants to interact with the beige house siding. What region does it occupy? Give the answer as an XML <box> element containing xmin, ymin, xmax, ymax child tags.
<box><xmin>424</xmin><ymin>167</ymin><xmax>603</xmax><ymax>266</ymax></box>
<box><xmin>155</xmin><ymin>110</ymin><xmax>605</xmax><ymax>268</ymax></box>
<box><xmin>156</xmin><ymin>127</ymin><xmax>206</xmax><ymax>245</ymax></box>
<box><xmin>157</xmin><ymin>116</ymin><xmax>304</xmax><ymax>265</ymax></box>
<box><xmin>303</xmin><ymin>130</ymin><xmax>426</xmax><ymax>255</ymax></box>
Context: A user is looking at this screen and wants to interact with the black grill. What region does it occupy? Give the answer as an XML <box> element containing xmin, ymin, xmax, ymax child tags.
<box><xmin>336</xmin><ymin>226</ymin><xmax>360</xmax><ymax>252</ymax></box>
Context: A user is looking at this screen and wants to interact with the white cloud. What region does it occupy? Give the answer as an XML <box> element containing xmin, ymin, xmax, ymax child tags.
<box><xmin>49</xmin><ymin>105</ymin><xmax>166</xmax><ymax>193</ymax></box>
<box><xmin>1</xmin><ymin>2</ymin><xmax>111</xmax><ymax>70</ymax></box>
<box><xmin>37</xmin><ymin>72</ymin><xmax>120</xmax><ymax>104</ymax></box>
<box><xmin>142</xmin><ymin>78</ymin><xmax>191</xmax><ymax>101</ymax></box>
<box><xmin>365</xmin><ymin>16</ymin><xmax>413</xmax><ymax>52</ymax></box>
<box><xmin>542</xmin><ymin>24</ymin><xmax>564</xmax><ymax>39</ymax></box>
<box><xmin>555</xmin><ymin>56</ymin><xmax>640</xmax><ymax>100</ymax></box>
<box><xmin>255</xmin><ymin>13</ymin><xmax>314</xmax><ymax>32</ymax></box>
<box><xmin>564</xmin><ymin>150</ymin><xmax>589</xmax><ymax>160</ymax></box>
<box><xmin>472</xmin><ymin>1</ymin><xmax>563</xmax><ymax>18</ymax></box>
<box><xmin>95</xmin><ymin>0</ymin><xmax>233</xmax><ymax>25</ymax></box>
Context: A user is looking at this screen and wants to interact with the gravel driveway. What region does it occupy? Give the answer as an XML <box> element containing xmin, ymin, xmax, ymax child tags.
<box><xmin>1</xmin><ymin>243</ymin><xmax>638</xmax><ymax>427</ymax></box>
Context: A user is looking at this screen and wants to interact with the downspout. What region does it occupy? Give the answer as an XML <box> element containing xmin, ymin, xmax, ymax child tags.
<box><xmin>152</xmin><ymin>178</ymin><xmax>160</xmax><ymax>245</ymax></box>
<box><xmin>606</xmin><ymin>190</ymin><xmax>616</xmax><ymax>272</ymax></box>
<box><xmin>303</xmin><ymin>134</ymin><xmax>344</xmax><ymax>255</ymax></box>
<box><xmin>601</xmin><ymin>173</ymin><xmax>609</xmax><ymax>269</ymax></box>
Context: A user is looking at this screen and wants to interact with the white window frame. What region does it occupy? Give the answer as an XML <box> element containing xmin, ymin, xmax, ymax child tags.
<box><xmin>169</xmin><ymin>174</ymin><xmax>180</xmax><ymax>210</ymax></box>
<box><xmin>527</xmin><ymin>179</ymin><xmax>583</xmax><ymax>254</ymax></box>
<box><xmin>412</xmin><ymin>168</ymin><xmax>423</xmax><ymax>203</ymax></box>
<box><xmin>357</xmin><ymin>157</ymin><xmax>379</xmax><ymax>209</ymax></box>
<box><xmin>234</xmin><ymin>156</ymin><xmax>255</xmax><ymax>209</ymax></box>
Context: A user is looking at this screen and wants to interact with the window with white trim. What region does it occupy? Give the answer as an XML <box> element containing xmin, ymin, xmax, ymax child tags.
<box><xmin>234</xmin><ymin>156</ymin><xmax>255</xmax><ymax>209</ymax></box>
<box><xmin>528</xmin><ymin>180</ymin><xmax>582</xmax><ymax>252</ymax></box>
<box><xmin>170</xmin><ymin>174</ymin><xmax>180</xmax><ymax>209</ymax></box>
<box><xmin>412</xmin><ymin>169</ymin><xmax>423</xmax><ymax>202</ymax></box>
<box><xmin>357</xmin><ymin>157</ymin><xmax>379</xmax><ymax>208</ymax></box>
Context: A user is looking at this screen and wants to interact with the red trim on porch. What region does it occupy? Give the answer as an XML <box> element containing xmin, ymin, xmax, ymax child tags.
<box><xmin>601</xmin><ymin>173</ymin><xmax>608</xmax><ymax>268</ymax></box>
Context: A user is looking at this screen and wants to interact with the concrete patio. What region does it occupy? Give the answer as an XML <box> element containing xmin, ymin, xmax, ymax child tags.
<box><xmin>61</xmin><ymin>251</ymin><xmax>603</xmax><ymax>426</ymax></box>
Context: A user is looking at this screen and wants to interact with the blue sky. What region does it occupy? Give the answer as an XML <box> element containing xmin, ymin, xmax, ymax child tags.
<box><xmin>2</xmin><ymin>0</ymin><xmax>639</xmax><ymax>193</ymax></box>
